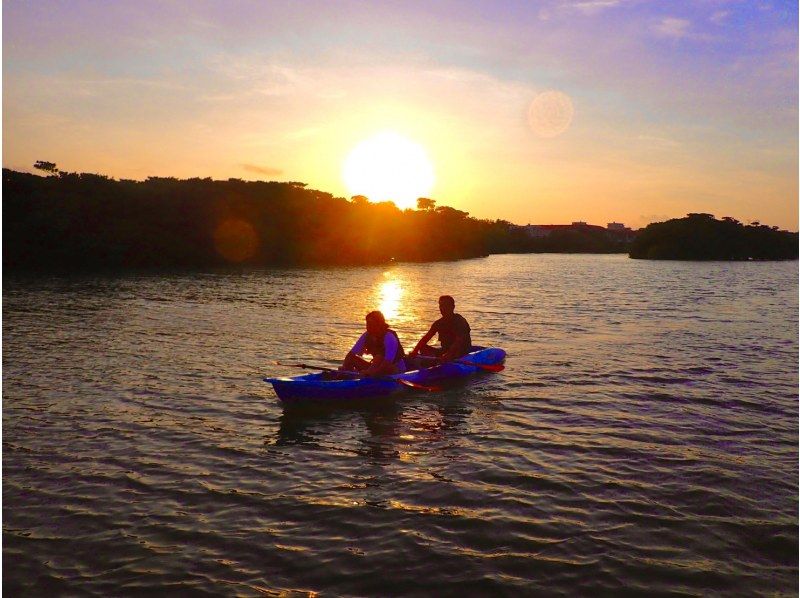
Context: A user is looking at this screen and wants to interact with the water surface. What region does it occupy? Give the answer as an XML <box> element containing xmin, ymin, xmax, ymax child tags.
<box><xmin>4</xmin><ymin>254</ymin><xmax>798</xmax><ymax>595</ymax></box>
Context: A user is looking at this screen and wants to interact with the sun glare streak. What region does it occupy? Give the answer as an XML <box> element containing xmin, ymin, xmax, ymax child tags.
<box><xmin>343</xmin><ymin>131</ymin><xmax>435</xmax><ymax>209</ymax></box>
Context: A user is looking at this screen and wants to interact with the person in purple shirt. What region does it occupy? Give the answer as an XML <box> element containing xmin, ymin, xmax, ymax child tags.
<box><xmin>409</xmin><ymin>295</ymin><xmax>472</xmax><ymax>364</ymax></box>
<box><xmin>340</xmin><ymin>310</ymin><xmax>407</xmax><ymax>376</ymax></box>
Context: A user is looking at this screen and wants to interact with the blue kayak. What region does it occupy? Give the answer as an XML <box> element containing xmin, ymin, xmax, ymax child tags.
<box><xmin>265</xmin><ymin>346</ymin><xmax>506</xmax><ymax>404</ymax></box>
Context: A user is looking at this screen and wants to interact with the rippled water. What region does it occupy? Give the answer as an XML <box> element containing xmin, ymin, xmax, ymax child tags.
<box><xmin>4</xmin><ymin>254</ymin><xmax>798</xmax><ymax>596</ymax></box>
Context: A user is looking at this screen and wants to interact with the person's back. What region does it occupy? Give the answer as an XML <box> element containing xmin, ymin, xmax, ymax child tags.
<box><xmin>433</xmin><ymin>311</ymin><xmax>471</xmax><ymax>357</ymax></box>
<box><xmin>410</xmin><ymin>295</ymin><xmax>472</xmax><ymax>362</ymax></box>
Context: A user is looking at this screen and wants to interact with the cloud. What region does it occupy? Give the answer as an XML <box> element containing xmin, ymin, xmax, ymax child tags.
<box><xmin>539</xmin><ymin>0</ymin><xmax>622</xmax><ymax>19</ymax></box>
<box><xmin>710</xmin><ymin>10</ymin><xmax>730</xmax><ymax>25</ymax></box>
<box><xmin>241</xmin><ymin>163</ymin><xmax>283</xmax><ymax>176</ymax></box>
<box><xmin>653</xmin><ymin>17</ymin><xmax>692</xmax><ymax>38</ymax></box>
<box><xmin>206</xmin><ymin>55</ymin><xmax>307</xmax><ymax>97</ymax></box>
<box><xmin>571</xmin><ymin>1</ymin><xmax>622</xmax><ymax>15</ymax></box>
<box><xmin>651</xmin><ymin>16</ymin><xmax>717</xmax><ymax>41</ymax></box>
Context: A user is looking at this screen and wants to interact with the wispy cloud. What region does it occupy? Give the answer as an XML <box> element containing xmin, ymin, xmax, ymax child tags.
<box><xmin>570</xmin><ymin>1</ymin><xmax>622</xmax><ymax>16</ymax></box>
<box><xmin>241</xmin><ymin>164</ymin><xmax>283</xmax><ymax>176</ymax></box>
<box><xmin>710</xmin><ymin>10</ymin><xmax>730</xmax><ymax>25</ymax></box>
<box><xmin>539</xmin><ymin>0</ymin><xmax>622</xmax><ymax>19</ymax></box>
<box><xmin>653</xmin><ymin>17</ymin><xmax>692</xmax><ymax>38</ymax></box>
<box><xmin>651</xmin><ymin>16</ymin><xmax>718</xmax><ymax>41</ymax></box>
<box><xmin>206</xmin><ymin>55</ymin><xmax>307</xmax><ymax>96</ymax></box>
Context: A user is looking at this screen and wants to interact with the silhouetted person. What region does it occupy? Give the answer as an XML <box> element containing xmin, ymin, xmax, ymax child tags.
<box><xmin>409</xmin><ymin>295</ymin><xmax>472</xmax><ymax>364</ymax></box>
<box><xmin>341</xmin><ymin>311</ymin><xmax>407</xmax><ymax>376</ymax></box>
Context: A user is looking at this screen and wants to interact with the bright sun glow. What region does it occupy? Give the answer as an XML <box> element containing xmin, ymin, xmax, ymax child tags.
<box><xmin>378</xmin><ymin>276</ymin><xmax>403</xmax><ymax>320</ymax></box>
<box><xmin>343</xmin><ymin>131</ymin><xmax>435</xmax><ymax>209</ymax></box>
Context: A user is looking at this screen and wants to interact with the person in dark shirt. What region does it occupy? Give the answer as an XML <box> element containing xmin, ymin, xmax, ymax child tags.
<box><xmin>409</xmin><ymin>295</ymin><xmax>472</xmax><ymax>364</ymax></box>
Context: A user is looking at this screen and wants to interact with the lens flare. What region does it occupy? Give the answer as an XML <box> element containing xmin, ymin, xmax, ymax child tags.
<box><xmin>213</xmin><ymin>218</ymin><xmax>259</xmax><ymax>263</ymax></box>
<box><xmin>528</xmin><ymin>90</ymin><xmax>575</xmax><ymax>138</ymax></box>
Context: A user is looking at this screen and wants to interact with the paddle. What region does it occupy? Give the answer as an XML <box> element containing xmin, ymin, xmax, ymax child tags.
<box><xmin>413</xmin><ymin>354</ymin><xmax>504</xmax><ymax>372</ymax></box>
<box><xmin>273</xmin><ymin>361</ymin><xmax>345</xmax><ymax>374</ymax></box>
<box><xmin>272</xmin><ymin>361</ymin><xmax>442</xmax><ymax>392</ymax></box>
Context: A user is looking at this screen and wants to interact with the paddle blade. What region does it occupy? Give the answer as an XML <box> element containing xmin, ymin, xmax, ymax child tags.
<box><xmin>274</xmin><ymin>360</ymin><xmax>303</xmax><ymax>367</ymax></box>
<box><xmin>476</xmin><ymin>363</ymin><xmax>505</xmax><ymax>372</ymax></box>
<box><xmin>274</xmin><ymin>361</ymin><xmax>339</xmax><ymax>373</ymax></box>
<box><xmin>398</xmin><ymin>379</ymin><xmax>442</xmax><ymax>392</ymax></box>
<box><xmin>458</xmin><ymin>360</ymin><xmax>505</xmax><ymax>372</ymax></box>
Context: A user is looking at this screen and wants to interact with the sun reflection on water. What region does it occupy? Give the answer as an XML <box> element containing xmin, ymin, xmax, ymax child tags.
<box><xmin>366</xmin><ymin>270</ymin><xmax>426</xmax><ymax>344</ymax></box>
<box><xmin>377</xmin><ymin>274</ymin><xmax>404</xmax><ymax>321</ymax></box>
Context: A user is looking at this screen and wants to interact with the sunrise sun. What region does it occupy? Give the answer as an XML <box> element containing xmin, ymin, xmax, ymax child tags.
<box><xmin>342</xmin><ymin>131</ymin><xmax>435</xmax><ymax>210</ymax></box>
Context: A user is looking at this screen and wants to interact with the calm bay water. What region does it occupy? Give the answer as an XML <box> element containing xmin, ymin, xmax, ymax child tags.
<box><xmin>3</xmin><ymin>254</ymin><xmax>798</xmax><ymax>596</ymax></box>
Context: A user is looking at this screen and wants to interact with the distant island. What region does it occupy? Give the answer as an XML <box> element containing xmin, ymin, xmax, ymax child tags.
<box><xmin>3</xmin><ymin>167</ymin><xmax>796</xmax><ymax>271</ymax></box>
<box><xmin>630</xmin><ymin>213</ymin><xmax>798</xmax><ymax>260</ymax></box>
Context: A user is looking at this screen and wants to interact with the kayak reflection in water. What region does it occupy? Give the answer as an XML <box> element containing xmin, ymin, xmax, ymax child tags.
<box><xmin>340</xmin><ymin>310</ymin><xmax>408</xmax><ymax>377</ymax></box>
<box><xmin>408</xmin><ymin>295</ymin><xmax>472</xmax><ymax>366</ymax></box>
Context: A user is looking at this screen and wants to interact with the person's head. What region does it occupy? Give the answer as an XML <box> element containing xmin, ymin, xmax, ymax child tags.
<box><xmin>438</xmin><ymin>295</ymin><xmax>455</xmax><ymax>317</ymax></box>
<box><xmin>365</xmin><ymin>310</ymin><xmax>388</xmax><ymax>336</ymax></box>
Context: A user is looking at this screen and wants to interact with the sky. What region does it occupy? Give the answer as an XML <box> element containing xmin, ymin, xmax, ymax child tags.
<box><xmin>3</xmin><ymin>0</ymin><xmax>798</xmax><ymax>229</ymax></box>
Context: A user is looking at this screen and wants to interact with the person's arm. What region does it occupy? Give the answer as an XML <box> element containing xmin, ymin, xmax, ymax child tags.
<box><xmin>363</xmin><ymin>354</ymin><xmax>387</xmax><ymax>377</ymax></box>
<box><xmin>341</xmin><ymin>333</ymin><xmax>367</xmax><ymax>370</ymax></box>
<box><xmin>409</xmin><ymin>324</ymin><xmax>437</xmax><ymax>357</ymax></box>
<box><xmin>364</xmin><ymin>333</ymin><xmax>398</xmax><ymax>376</ymax></box>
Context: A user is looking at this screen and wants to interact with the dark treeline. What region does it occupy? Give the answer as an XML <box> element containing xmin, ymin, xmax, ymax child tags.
<box><xmin>7</xmin><ymin>168</ymin><xmax>792</xmax><ymax>271</ymax></box>
<box><xmin>3</xmin><ymin>167</ymin><xmax>634</xmax><ymax>272</ymax></box>
<box><xmin>1</xmin><ymin>168</ymin><xmax>505</xmax><ymax>271</ymax></box>
<box><xmin>630</xmin><ymin>213</ymin><xmax>798</xmax><ymax>260</ymax></box>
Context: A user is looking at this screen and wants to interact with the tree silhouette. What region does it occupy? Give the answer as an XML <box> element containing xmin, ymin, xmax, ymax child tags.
<box><xmin>417</xmin><ymin>197</ymin><xmax>436</xmax><ymax>211</ymax></box>
<box><xmin>33</xmin><ymin>161</ymin><xmax>58</xmax><ymax>174</ymax></box>
<box><xmin>435</xmin><ymin>205</ymin><xmax>469</xmax><ymax>218</ymax></box>
<box><xmin>630</xmin><ymin>214</ymin><xmax>797</xmax><ymax>260</ymax></box>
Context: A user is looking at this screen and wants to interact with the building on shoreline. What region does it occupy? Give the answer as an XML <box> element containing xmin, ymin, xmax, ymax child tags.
<box><xmin>521</xmin><ymin>222</ymin><xmax>637</xmax><ymax>242</ymax></box>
